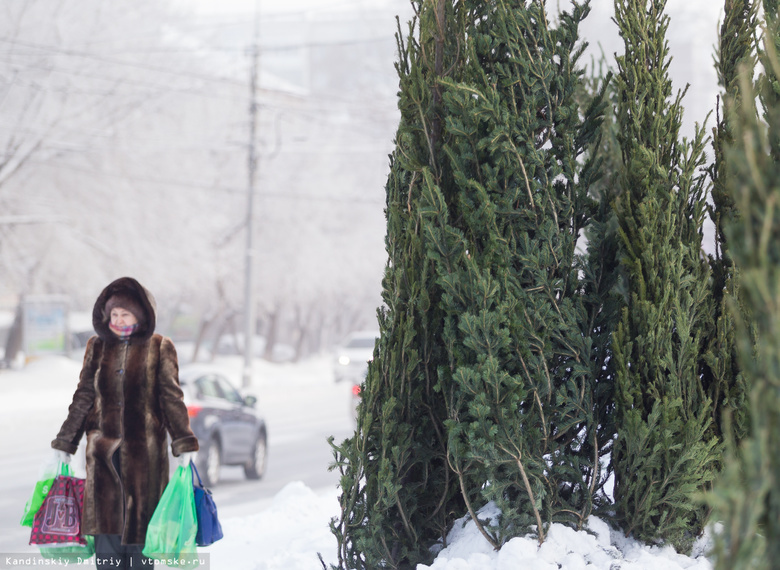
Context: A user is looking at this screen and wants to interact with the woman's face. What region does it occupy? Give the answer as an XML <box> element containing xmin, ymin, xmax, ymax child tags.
<box><xmin>110</xmin><ymin>307</ymin><xmax>138</xmax><ymax>328</ymax></box>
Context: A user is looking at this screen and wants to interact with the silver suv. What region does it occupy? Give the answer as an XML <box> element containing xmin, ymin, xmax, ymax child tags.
<box><xmin>333</xmin><ymin>330</ymin><xmax>379</xmax><ymax>384</ymax></box>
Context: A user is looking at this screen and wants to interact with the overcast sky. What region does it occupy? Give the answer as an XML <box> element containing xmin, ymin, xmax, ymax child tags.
<box><xmin>180</xmin><ymin>0</ymin><xmax>726</xmax><ymax>139</ymax></box>
<box><xmin>252</xmin><ymin>0</ymin><xmax>712</xmax><ymax>125</ymax></box>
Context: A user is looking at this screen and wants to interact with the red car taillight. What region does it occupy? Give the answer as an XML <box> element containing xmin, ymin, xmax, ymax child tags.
<box><xmin>187</xmin><ymin>405</ymin><xmax>202</xmax><ymax>418</ymax></box>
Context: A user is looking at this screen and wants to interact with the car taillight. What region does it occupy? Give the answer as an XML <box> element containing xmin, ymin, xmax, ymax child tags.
<box><xmin>187</xmin><ymin>405</ymin><xmax>202</xmax><ymax>418</ymax></box>
<box><xmin>352</xmin><ymin>384</ymin><xmax>362</xmax><ymax>397</ymax></box>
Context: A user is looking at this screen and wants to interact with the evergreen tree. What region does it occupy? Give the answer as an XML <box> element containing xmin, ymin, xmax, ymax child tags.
<box><xmin>422</xmin><ymin>0</ymin><xmax>608</xmax><ymax>545</ymax></box>
<box><xmin>703</xmin><ymin>0</ymin><xmax>757</xmax><ymax>447</ymax></box>
<box><xmin>579</xmin><ymin>56</ymin><xmax>622</xmax><ymax>518</ymax></box>
<box><xmin>329</xmin><ymin>3</ymin><xmax>467</xmax><ymax>568</ymax></box>
<box><xmin>609</xmin><ymin>0</ymin><xmax>720</xmax><ymax>552</ymax></box>
<box><xmin>709</xmin><ymin>1</ymin><xmax>780</xmax><ymax>566</ymax></box>
<box><xmin>330</xmin><ymin>0</ymin><xmax>609</xmax><ymax>565</ymax></box>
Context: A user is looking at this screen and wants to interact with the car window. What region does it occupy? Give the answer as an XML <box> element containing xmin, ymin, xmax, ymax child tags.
<box><xmin>215</xmin><ymin>376</ymin><xmax>244</xmax><ymax>405</ymax></box>
<box><xmin>195</xmin><ymin>376</ymin><xmax>221</xmax><ymax>399</ymax></box>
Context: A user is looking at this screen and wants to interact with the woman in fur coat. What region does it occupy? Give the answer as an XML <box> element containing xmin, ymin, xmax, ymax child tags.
<box><xmin>51</xmin><ymin>276</ymin><xmax>199</xmax><ymax>568</ymax></box>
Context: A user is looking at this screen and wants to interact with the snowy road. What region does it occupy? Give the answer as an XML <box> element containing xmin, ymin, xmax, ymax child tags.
<box><xmin>209</xmin><ymin>366</ymin><xmax>356</xmax><ymax>519</ymax></box>
<box><xmin>0</xmin><ymin>355</ymin><xmax>356</xmax><ymax>556</ymax></box>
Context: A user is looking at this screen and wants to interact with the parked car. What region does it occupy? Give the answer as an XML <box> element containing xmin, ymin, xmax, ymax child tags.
<box><xmin>333</xmin><ymin>330</ymin><xmax>379</xmax><ymax>384</ymax></box>
<box><xmin>178</xmin><ymin>364</ymin><xmax>268</xmax><ymax>486</ymax></box>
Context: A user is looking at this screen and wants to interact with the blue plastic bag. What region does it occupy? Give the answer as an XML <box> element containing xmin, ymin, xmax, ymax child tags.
<box><xmin>190</xmin><ymin>461</ymin><xmax>223</xmax><ymax>546</ymax></box>
<box><xmin>142</xmin><ymin>464</ymin><xmax>199</xmax><ymax>567</ymax></box>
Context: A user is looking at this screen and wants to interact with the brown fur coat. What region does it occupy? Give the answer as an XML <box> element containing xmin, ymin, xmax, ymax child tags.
<box><xmin>52</xmin><ymin>277</ymin><xmax>199</xmax><ymax>545</ymax></box>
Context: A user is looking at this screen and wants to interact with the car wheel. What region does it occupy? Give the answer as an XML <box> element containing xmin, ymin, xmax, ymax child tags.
<box><xmin>244</xmin><ymin>431</ymin><xmax>267</xmax><ymax>480</ymax></box>
<box><xmin>201</xmin><ymin>437</ymin><xmax>221</xmax><ymax>487</ymax></box>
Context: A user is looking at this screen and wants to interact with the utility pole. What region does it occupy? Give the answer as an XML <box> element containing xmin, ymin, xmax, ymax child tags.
<box><xmin>243</xmin><ymin>0</ymin><xmax>261</xmax><ymax>388</ymax></box>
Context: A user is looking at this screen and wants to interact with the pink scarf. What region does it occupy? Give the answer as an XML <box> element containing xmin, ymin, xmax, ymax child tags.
<box><xmin>109</xmin><ymin>322</ymin><xmax>138</xmax><ymax>339</ymax></box>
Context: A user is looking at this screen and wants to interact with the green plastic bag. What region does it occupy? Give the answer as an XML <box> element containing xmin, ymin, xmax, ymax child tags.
<box><xmin>39</xmin><ymin>535</ymin><xmax>95</xmax><ymax>562</ymax></box>
<box><xmin>143</xmin><ymin>464</ymin><xmax>199</xmax><ymax>568</ymax></box>
<box><xmin>21</xmin><ymin>460</ymin><xmax>73</xmax><ymax>527</ymax></box>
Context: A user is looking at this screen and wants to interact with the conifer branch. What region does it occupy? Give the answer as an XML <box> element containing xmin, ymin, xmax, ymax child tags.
<box><xmin>516</xmin><ymin>457</ymin><xmax>546</xmax><ymax>545</ymax></box>
<box><xmin>456</xmin><ymin>467</ymin><xmax>499</xmax><ymax>550</ymax></box>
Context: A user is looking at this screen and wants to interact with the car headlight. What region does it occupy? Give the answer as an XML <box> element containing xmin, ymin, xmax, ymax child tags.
<box><xmin>338</xmin><ymin>355</ymin><xmax>351</xmax><ymax>366</ymax></box>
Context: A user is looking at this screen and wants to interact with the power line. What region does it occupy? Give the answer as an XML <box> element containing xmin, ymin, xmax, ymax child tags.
<box><xmin>0</xmin><ymin>32</ymin><xmax>397</xmax><ymax>80</ymax></box>
<box><xmin>0</xmin><ymin>120</ymin><xmax>396</xmax><ymax>152</ymax></box>
<box><xmin>0</xmin><ymin>37</ymin><xmax>250</xmax><ymax>88</ymax></box>
<box><xmin>26</xmin><ymin>159</ymin><xmax>386</xmax><ymax>205</ymax></box>
<box><xmin>39</xmin><ymin>34</ymin><xmax>398</xmax><ymax>55</ymax></box>
<box><xmin>0</xmin><ymin>215</ymin><xmax>68</xmax><ymax>226</ymax></box>
<box><xmin>0</xmin><ymin>50</ymin><xmax>397</xmax><ymax>110</ymax></box>
<box><xmin>0</xmin><ymin>54</ymin><xmax>249</xmax><ymax>104</ymax></box>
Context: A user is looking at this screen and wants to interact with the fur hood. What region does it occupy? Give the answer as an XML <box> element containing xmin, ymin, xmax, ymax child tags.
<box><xmin>92</xmin><ymin>276</ymin><xmax>156</xmax><ymax>344</ymax></box>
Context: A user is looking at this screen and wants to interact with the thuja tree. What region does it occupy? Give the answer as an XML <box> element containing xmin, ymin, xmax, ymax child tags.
<box><xmin>709</xmin><ymin>2</ymin><xmax>780</xmax><ymax>566</ymax></box>
<box><xmin>329</xmin><ymin>2</ymin><xmax>466</xmax><ymax>568</ymax></box>
<box><xmin>702</xmin><ymin>0</ymin><xmax>757</xmax><ymax>447</ymax></box>
<box><xmin>421</xmin><ymin>0</ymin><xmax>608</xmax><ymax>545</ymax></box>
<box><xmin>609</xmin><ymin>0</ymin><xmax>720</xmax><ymax>552</ymax></box>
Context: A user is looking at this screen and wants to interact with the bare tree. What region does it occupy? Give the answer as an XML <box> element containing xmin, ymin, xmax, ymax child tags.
<box><xmin>0</xmin><ymin>1</ymin><xmax>402</xmax><ymax>362</ymax></box>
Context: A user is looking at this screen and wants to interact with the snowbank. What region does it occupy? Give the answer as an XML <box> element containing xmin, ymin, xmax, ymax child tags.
<box><xmin>203</xmin><ymin>481</ymin><xmax>713</xmax><ymax>570</ymax></box>
<box><xmin>418</xmin><ymin>502</ymin><xmax>713</xmax><ymax>570</ymax></box>
<box><xmin>207</xmin><ymin>482</ymin><xmax>340</xmax><ymax>569</ymax></box>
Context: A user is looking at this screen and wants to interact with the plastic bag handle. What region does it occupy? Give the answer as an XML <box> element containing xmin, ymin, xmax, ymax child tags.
<box><xmin>189</xmin><ymin>460</ymin><xmax>205</xmax><ymax>489</ymax></box>
<box><xmin>59</xmin><ymin>461</ymin><xmax>74</xmax><ymax>477</ymax></box>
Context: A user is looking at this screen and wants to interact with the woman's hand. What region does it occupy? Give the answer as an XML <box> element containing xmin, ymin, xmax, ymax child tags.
<box><xmin>176</xmin><ymin>451</ymin><xmax>197</xmax><ymax>467</ymax></box>
<box><xmin>53</xmin><ymin>450</ymin><xmax>72</xmax><ymax>464</ymax></box>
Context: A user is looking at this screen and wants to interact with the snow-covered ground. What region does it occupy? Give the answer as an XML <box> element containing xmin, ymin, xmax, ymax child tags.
<box><xmin>206</xmin><ymin>481</ymin><xmax>714</xmax><ymax>570</ymax></box>
<box><xmin>1</xmin><ymin>355</ymin><xmax>715</xmax><ymax>570</ymax></box>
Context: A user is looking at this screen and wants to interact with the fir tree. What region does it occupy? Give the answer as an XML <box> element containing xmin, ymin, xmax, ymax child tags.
<box><xmin>421</xmin><ymin>0</ymin><xmax>607</xmax><ymax>545</ymax></box>
<box><xmin>609</xmin><ymin>0</ymin><xmax>720</xmax><ymax>552</ymax></box>
<box><xmin>579</xmin><ymin>56</ymin><xmax>622</xmax><ymax>517</ymax></box>
<box><xmin>709</xmin><ymin>1</ymin><xmax>780</xmax><ymax>566</ymax></box>
<box><xmin>329</xmin><ymin>3</ymin><xmax>466</xmax><ymax>568</ymax></box>
<box><xmin>330</xmin><ymin>0</ymin><xmax>609</xmax><ymax>565</ymax></box>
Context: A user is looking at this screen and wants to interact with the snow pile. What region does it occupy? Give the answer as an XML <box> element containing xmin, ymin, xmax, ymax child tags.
<box><xmin>202</xmin><ymin>481</ymin><xmax>714</xmax><ymax>570</ymax></box>
<box><xmin>207</xmin><ymin>482</ymin><xmax>340</xmax><ymax>570</ymax></box>
<box><xmin>419</xmin><ymin>502</ymin><xmax>713</xmax><ymax>570</ymax></box>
